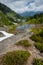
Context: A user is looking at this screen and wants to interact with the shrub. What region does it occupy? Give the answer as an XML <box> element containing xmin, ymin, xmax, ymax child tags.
<box><xmin>31</xmin><ymin>28</ymin><xmax>43</xmax><ymax>43</ymax></box>
<box><xmin>30</xmin><ymin>34</ymin><xmax>43</xmax><ymax>43</ymax></box>
<box><xmin>33</xmin><ymin>58</ymin><xmax>43</xmax><ymax>65</ymax></box>
<box><xmin>16</xmin><ymin>40</ymin><xmax>31</xmax><ymax>47</ymax></box>
<box><xmin>35</xmin><ymin>42</ymin><xmax>43</xmax><ymax>52</ymax></box>
<box><xmin>1</xmin><ymin>51</ymin><xmax>30</xmax><ymax>65</ymax></box>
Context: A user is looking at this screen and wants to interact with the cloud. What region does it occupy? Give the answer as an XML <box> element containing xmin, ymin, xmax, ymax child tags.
<box><xmin>0</xmin><ymin>0</ymin><xmax>43</xmax><ymax>13</ymax></box>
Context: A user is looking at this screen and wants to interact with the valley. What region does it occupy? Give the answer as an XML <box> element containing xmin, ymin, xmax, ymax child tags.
<box><xmin>0</xmin><ymin>2</ymin><xmax>43</xmax><ymax>65</ymax></box>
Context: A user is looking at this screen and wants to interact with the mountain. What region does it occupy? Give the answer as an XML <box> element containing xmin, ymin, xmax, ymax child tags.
<box><xmin>0</xmin><ymin>3</ymin><xmax>24</xmax><ymax>23</ymax></box>
<box><xmin>21</xmin><ymin>11</ymin><xmax>43</xmax><ymax>17</ymax></box>
<box><xmin>0</xmin><ymin>2</ymin><xmax>43</xmax><ymax>26</ymax></box>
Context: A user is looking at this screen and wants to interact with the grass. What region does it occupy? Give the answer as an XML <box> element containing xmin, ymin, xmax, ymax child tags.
<box><xmin>35</xmin><ymin>42</ymin><xmax>43</xmax><ymax>52</ymax></box>
<box><xmin>31</xmin><ymin>28</ymin><xmax>43</xmax><ymax>43</ymax></box>
<box><xmin>31</xmin><ymin>28</ymin><xmax>43</xmax><ymax>52</ymax></box>
<box><xmin>1</xmin><ymin>51</ymin><xmax>30</xmax><ymax>65</ymax></box>
<box><xmin>16</xmin><ymin>40</ymin><xmax>31</xmax><ymax>47</ymax></box>
<box><xmin>31</xmin><ymin>28</ymin><xmax>41</xmax><ymax>34</ymax></box>
<box><xmin>30</xmin><ymin>34</ymin><xmax>43</xmax><ymax>43</ymax></box>
<box><xmin>33</xmin><ymin>58</ymin><xmax>43</xmax><ymax>65</ymax></box>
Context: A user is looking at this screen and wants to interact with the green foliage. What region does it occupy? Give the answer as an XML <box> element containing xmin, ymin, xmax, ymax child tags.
<box><xmin>0</xmin><ymin>11</ymin><xmax>17</xmax><ymax>32</ymax></box>
<box><xmin>33</xmin><ymin>58</ymin><xmax>43</xmax><ymax>65</ymax></box>
<box><xmin>31</xmin><ymin>28</ymin><xmax>43</xmax><ymax>52</ymax></box>
<box><xmin>30</xmin><ymin>34</ymin><xmax>43</xmax><ymax>43</ymax></box>
<box><xmin>31</xmin><ymin>28</ymin><xmax>43</xmax><ymax>43</ymax></box>
<box><xmin>32</xmin><ymin>28</ymin><xmax>41</xmax><ymax>34</ymax></box>
<box><xmin>0</xmin><ymin>3</ymin><xmax>24</xmax><ymax>24</ymax></box>
<box><xmin>35</xmin><ymin>42</ymin><xmax>43</xmax><ymax>52</ymax></box>
<box><xmin>27</xmin><ymin>13</ymin><xmax>43</xmax><ymax>24</ymax></box>
<box><xmin>1</xmin><ymin>51</ymin><xmax>30</xmax><ymax>65</ymax></box>
<box><xmin>0</xmin><ymin>11</ymin><xmax>13</xmax><ymax>27</ymax></box>
<box><xmin>16</xmin><ymin>40</ymin><xmax>31</xmax><ymax>47</ymax></box>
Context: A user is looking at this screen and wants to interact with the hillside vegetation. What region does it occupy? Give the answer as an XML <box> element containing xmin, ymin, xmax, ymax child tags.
<box><xmin>31</xmin><ymin>28</ymin><xmax>43</xmax><ymax>43</ymax></box>
<box><xmin>0</xmin><ymin>11</ymin><xmax>13</xmax><ymax>27</ymax></box>
<box><xmin>0</xmin><ymin>3</ymin><xmax>43</xmax><ymax>26</ymax></box>
<box><xmin>33</xmin><ymin>58</ymin><xmax>43</xmax><ymax>65</ymax></box>
<box><xmin>31</xmin><ymin>28</ymin><xmax>43</xmax><ymax>52</ymax></box>
<box><xmin>0</xmin><ymin>3</ymin><xmax>24</xmax><ymax>23</ymax></box>
<box><xmin>16</xmin><ymin>40</ymin><xmax>31</xmax><ymax>47</ymax></box>
<box><xmin>26</xmin><ymin>13</ymin><xmax>43</xmax><ymax>24</ymax></box>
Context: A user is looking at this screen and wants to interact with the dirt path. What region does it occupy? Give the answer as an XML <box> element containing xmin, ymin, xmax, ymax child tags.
<box><xmin>26</xmin><ymin>38</ymin><xmax>43</xmax><ymax>65</ymax></box>
<box><xmin>0</xmin><ymin>33</ymin><xmax>43</xmax><ymax>65</ymax></box>
<box><xmin>0</xmin><ymin>33</ymin><xmax>30</xmax><ymax>55</ymax></box>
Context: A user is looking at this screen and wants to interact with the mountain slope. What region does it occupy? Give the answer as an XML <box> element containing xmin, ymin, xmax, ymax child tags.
<box><xmin>0</xmin><ymin>3</ymin><xmax>24</xmax><ymax>23</ymax></box>
<box><xmin>0</xmin><ymin>11</ymin><xmax>13</xmax><ymax>27</ymax></box>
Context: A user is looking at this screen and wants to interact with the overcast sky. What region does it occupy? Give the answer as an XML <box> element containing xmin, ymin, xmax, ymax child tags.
<box><xmin>0</xmin><ymin>0</ymin><xmax>43</xmax><ymax>13</ymax></box>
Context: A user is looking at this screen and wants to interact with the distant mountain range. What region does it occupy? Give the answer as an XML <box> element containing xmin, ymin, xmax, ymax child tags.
<box><xmin>20</xmin><ymin>11</ymin><xmax>43</xmax><ymax>17</ymax></box>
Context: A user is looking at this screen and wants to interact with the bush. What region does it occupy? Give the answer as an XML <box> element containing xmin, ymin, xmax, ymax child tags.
<box><xmin>30</xmin><ymin>34</ymin><xmax>43</xmax><ymax>43</ymax></box>
<box><xmin>16</xmin><ymin>40</ymin><xmax>31</xmax><ymax>47</ymax></box>
<box><xmin>35</xmin><ymin>42</ymin><xmax>43</xmax><ymax>52</ymax></box>
<box><xmin>33</xmin><ymin>58</ymin><xmax>43</xmax><ymax>65</ymax></box>
<box><xmin>1</xmin><ymin>51</ymin><xmax>30</xmax><ymax>65</ymax></box>
<box><xmin>31</xmin><ymin>28</ymin><xmax>43</xmax><ymax>43</ymax></box>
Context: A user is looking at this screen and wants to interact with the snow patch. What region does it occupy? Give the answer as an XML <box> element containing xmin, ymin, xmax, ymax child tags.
<box><xmin>0</xmin><ymin>31</ymin><xmax>14</xmax><ymax>42</ymax></box>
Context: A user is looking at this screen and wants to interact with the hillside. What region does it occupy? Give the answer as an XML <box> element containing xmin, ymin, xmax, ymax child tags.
<box><xmin>0</xmin><ymin>11</ymin><xmax>14</xmax><ymax>27</ymax></box>
<box><xmin>26</xmin><ymin>13</ymin><xmax>43</xmax><ymax>24</ymax></box>
<box><xmin>0</xmin><ymin>3</ymin><xmax>24</xmax><ymax>24</ymax></box>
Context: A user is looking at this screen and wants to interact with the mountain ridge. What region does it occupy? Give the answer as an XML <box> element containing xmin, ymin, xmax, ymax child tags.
<box><xmin>20</xmin><ymin>11</ymin><xmax>43</xmax><ymax>17</ymax></box>
<box><xmin>0</xmin><ymin>3</ymin><xmax>24</xmax><ymax>23</ymax></box>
